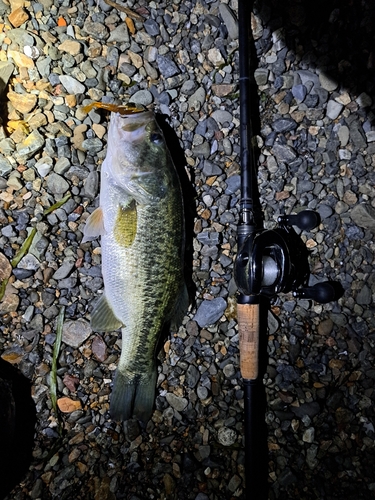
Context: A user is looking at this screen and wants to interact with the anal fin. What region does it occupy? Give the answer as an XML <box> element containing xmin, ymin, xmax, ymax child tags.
<box><xmin>91</xmin><ymin>294</ymin><xmax>123</xmax><ymax>331</ymax></box>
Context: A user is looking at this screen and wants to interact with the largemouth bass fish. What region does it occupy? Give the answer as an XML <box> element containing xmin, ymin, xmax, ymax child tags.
<box><xmin>83</xmin><ymin>103</ymin><xmax>186</xmax><ymax>422</ymax></box>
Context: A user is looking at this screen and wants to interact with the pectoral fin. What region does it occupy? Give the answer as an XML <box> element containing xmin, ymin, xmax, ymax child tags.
<box><xmin>82</xmin><ymin>207</ymin><xmax>105</xmax><ymax>243</ymax></box>
<box><xmin>91</xmin><ymin>294</ymin><xmax>123</xmax><ymax>331</ymax></box>
<box><xmin>114</xmin><ymin>199</ymin><xmax>137</xmax><ymax>247</ymax></box>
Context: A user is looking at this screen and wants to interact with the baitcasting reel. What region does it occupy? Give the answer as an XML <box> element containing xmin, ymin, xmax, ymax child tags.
<box><xmin>234</xmin><ymin>210</ymin><xmax>340</xmax><ymax>304</ymax></box>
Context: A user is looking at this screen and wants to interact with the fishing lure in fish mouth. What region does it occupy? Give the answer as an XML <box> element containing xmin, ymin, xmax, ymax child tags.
<box><xmin>82</xmin><ymin>101</ymin><xmax>147</xmax><ymax>115</ymax></box>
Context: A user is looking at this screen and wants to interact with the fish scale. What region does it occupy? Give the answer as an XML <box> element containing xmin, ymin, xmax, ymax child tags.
<box><xmin>111</xmin><ymin>202</ymin><xmax>183</xmax><ymax>374</ymax></box>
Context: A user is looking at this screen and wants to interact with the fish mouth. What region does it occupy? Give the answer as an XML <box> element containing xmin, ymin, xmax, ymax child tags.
<box><xmin>83</xmin><ymin>100</ymin><xmax>155</xmax><ymax>145</ymax></box>
<box><xmin>113</xmin><ymin>107</ymin><xmax>154</xmax><ymax>145</ymax></box>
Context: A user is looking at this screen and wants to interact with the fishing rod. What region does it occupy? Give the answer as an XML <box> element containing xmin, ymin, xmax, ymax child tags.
<box><xmin>234</xmin><ymin>1</ymin><xmax>343</xmax><ymax>498</ymax></box>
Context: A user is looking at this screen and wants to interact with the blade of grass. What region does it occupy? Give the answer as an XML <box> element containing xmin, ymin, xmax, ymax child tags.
<box><xmin>10</xmin><ymin>193</ymin><xmax>71</xmax><ymax>269</ymax></box>
<box><xmin>43</xmin><ymin>193</ymin><xmax>71</xmax><ymax>216</ymax></box>
<box><xmin>50</xmin><ymin>306</ymin><xmax>65</xmax><ymax>434</ymax></box>
<box><xmin>10</xmin><ymin>227</ymin><xmax>37</xmax><ymax>268</ymax></box>
<box><xmin>0</xmin><ymin>278</ymin><xmax>8</xmax><ymax>302</ymax></box>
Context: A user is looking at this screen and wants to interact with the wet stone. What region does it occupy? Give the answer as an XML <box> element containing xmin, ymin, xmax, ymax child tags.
<box><xmin>62</xmin><ymin>319</ymin><xmax>92</xmax><ymax>348</ymax></box>
<box><xmin>272</xmin><ymin>117</ymin><xmax>297</xmax><ymax>132</ymax></box>
<box><xmin>218</xmin><ymin>4</ymin><xmax>238</xmax><ymax>40</ymax></box>
<box><xmin>83</xmin><ymin>20</ymin><xmax>109</xmax><ymax>40</ymax></box>
<box><xmin>228</xmin><ymin>474</ymin><xmax>241</xmax><ymax>493</ymax></box>
<box><xmin>0</xmin><ymin>62</ymin><xmax>15</xmax><ymax>94</ymax></box>
<box><xmin>144</xmin><ymin>18</ymin><xmax>160</xmax><ymax>36</ymax></box>
<box><xmin>185</xmin><ymin>365</ymin><xmax>200</xmax><ymax>388</ymax></box>
<box><xmin>0</xmin><ymin>157</ymin><xmax>13</xmax><ymax>176</ymax></box>
<box><xmin>53</xmin><ymin>259</ymin><xmax>75</xmax><ymax>280</ymax></box>
<box><xmin>82</xmin><ymin>171</ymin><xmax>99</xmax><ymax>199</ymax></box>
<box><xmin>165</xmin><ymin>393</ymin><xmax>188</xmax><ymax>412</ymax></box>
<box><xmin>157</xmin><ymin>55</ymin><xmax>180</xmax><ymax>78</ymax></box>
<box><xmin>272</xmin><ymin>143</ymin><xmax>297</xmax><ymax>163</ymax></box>
<box><xmin>350</xmin><ymin>203</ymin><xmax>375</xmax><ymax>231</ymax></box>
<box><xmin>59</xmin><ymin>75</ymin><xmax>86</xmax><ymax>95</ymax></box>
<box><xmin>91</xmin><ymin>335</ymin><xmax>107</xmax><ymax>362</ymax></box>
<box><xmin>193</xmin><ymin>297</ymin><xmax>227</xmax><ymax>328</ymax></box>
<box><xmin>356</xmin><ymin>284</ymin><xmax>372</xmax><ymax>305</ymax></box>
<box><xmin>18</xmin><ymin>253</ymin><xmax>40</xmax><ymax>271</ymax></box>
<box><xmin>217</xmin><ymin>426</ymin><xmax>237</xmax><ymax>446</ymax></box>
<box><xmin>326</xmin><ymin>100</ymin><xmax>343</xmax><ymax>120</ymax></box>
<box><xmin>46</xmin><ymin>173</ymin><xmax>70</xmax><ymax>195</ymax></box>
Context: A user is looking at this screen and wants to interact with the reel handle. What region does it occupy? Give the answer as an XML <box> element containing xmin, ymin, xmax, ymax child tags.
<box><xmin>293</xmin><ymin>282</ymin><xmax>341</xmax><ymax>303</ymax></box>
<box><xmin>279</xmin><ymin>210</ymin><xmax>320</xmax><ymax>231</ymax></box>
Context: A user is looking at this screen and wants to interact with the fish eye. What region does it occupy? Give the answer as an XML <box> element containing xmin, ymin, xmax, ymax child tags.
<box><xmin>150</xmin><ymin>132</ymin><xmax>163</xmax><ymax>145</ymax></box>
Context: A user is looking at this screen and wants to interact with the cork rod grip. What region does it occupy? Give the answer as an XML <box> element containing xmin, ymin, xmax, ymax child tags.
<box><xmin>237</xmin><ymin>302</ymin><xmax>260</xmax><ymax>380</ymax></box>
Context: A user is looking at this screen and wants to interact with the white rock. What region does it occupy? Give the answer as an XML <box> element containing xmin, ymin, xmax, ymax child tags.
<box><xmin>217</xmin><ymin>426</ymin><xmax>237</xmax><ymax>446</ymax></box>
<box><xmin>219</xmin><ymin>4</ymin><xmax>238</xmax><ymax>40</ymax></box>
<box><xmin>62</xmin><ymin>319</ymin><xmax>92</xmax><ymax>348</ymax></box>
<box><xmin>59</xmin><ymin>75</ymin><xmax>85</xmax><ymax>95</ymax></box>
<box><xmin>326</xmin><ymin>100</ymin><xmax>343</xmax><ymax>120</ymax></box>
<box><xmin>207</xmin><ymin>48</ymin><xmax>224</xmax><ymax>66</ymax></box>
<box><xmin>318</xmin><ymin>71</ymin><xmax>338</xmax><ymax>91</ymax></box>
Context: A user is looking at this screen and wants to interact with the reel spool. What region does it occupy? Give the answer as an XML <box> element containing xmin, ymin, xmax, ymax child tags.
<box><xmin>234</xmin><ymin>210</ymin><xmax>340</xmax><ymax>304</ymax></box>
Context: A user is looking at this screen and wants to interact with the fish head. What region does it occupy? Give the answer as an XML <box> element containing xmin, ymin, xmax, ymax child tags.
<box><xmin>106</xmin><ymin>107</ymin><xmax>172</xmax><ymax>202</ymax></box>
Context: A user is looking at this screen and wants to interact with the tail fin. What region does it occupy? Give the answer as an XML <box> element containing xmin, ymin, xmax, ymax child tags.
<box><xmin>110</xmin><ymin>369</ymin><xmax>157</xmax><ymax>423</ymax></box>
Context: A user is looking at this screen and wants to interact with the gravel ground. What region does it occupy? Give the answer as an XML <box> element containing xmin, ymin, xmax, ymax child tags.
<box><xmin>1</xmin><ymin>0</ymin><xmax>375</xmax><ymax>499</ymax></box>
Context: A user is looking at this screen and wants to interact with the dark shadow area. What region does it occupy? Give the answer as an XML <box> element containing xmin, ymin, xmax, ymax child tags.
<box><xmin>0</xmin><ymin>358</ymin><xmax>36</xmax><ymax>500</ymax></box>
<box><xmin>156</xmin><ymin>113</ymin><xmax>197</xmax><ymax>306</ymax></box>
<box><xmin>254</xmin><ymin>0</ymin><xmax>375</xmax><ymax>115</ymax></box>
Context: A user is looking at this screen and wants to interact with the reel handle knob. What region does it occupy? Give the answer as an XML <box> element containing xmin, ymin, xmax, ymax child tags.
<box><xmin>280</xmin><ymin>210</ymin><xmax>321</xmax><ymax>231</ymax></box>
<box><xmin>294</xmin><ymin>282</ymin><xmax>342</xmax><ymax>303</ymax></box>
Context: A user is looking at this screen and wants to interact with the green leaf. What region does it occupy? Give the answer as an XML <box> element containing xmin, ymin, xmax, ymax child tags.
<box><xmin>50</xmin><ymin>306</ymin><xmax>65</xmax><ymax>434</ymax></box>
<box><xmin>11</xmin><ymin>193</ymin><xmax>71</xmax><ymax>269</ymax></box>
<box><xmin>10</xmin><ymin>227</ymin><xmax>37</xmax><ymax>268</ymax></box>
<box><xmin>0</xmin><ymin>278</ymin><xmax>8</xmax><ymax>302</ymax></box>
<box><xmin>43</xmin><ymin>193</ymin><xmax>71</xmax><ymax>216</ymax></box>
